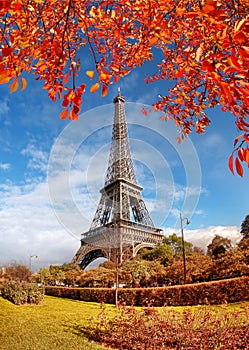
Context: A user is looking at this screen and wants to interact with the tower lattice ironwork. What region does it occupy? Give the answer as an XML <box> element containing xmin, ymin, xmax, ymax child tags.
<box><xmin>72</xmin><ymin>91</ymin><xmax>164</xmax><ymax>269</ymax></box>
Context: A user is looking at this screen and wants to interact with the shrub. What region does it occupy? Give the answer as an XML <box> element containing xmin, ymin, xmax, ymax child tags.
<box><xmin>81</xmin><ymin>304</ymin><xmax>249</xmax><ymax>349</ymax></box>
<box><xmin>45</xmin><ymin>276</ymin><xmax>249</xmax><ymax>307</ymax></box>
<box><xmin>45</xmin><ymin>286</ymin><xmax>115</xmax><ymax>304</ymax></box>
<box><xmin>2</xmin><ymin>281</ymin><xmax>44</xmax><ymax>305</ymax></box>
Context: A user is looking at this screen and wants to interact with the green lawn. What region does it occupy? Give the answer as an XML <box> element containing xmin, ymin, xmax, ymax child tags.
<box><xmin>0</xmin><ymin>296</ymin><xmax>114</xmax><ymax>350</ymax></box>
<box><xmin>1</xmin><ymin>295</ymin><xmax>248</xmax><ymax>350</ymax></box>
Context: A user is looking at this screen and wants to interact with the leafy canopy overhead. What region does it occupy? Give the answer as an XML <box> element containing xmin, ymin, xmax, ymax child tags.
<box><xmin>0</xmin><ymin>0</ymin><xmax>249</xmax><ymax>175</ymax></box>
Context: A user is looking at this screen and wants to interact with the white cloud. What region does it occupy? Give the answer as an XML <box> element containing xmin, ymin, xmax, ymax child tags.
<box><xmin>0</xmin><ymin>179</ymin><xmax>80</xmax><ymax>269</ymax></box>
<box><xmin>21</xmin><ymin>142</ymin><xmax>49</xmax><ymax>173</ymax></box>
<box><xmin>183</xmin><ymin>225</ymin><xmax>241</xmax><ymax>251</ymax></box>
<box><xmin>0</xmin><ymin>98</ymin><xmax>9</xmax><ymax>117</ymax></box>
<box><xmin>0</xmin><ymin>163</ymin><xmax>10</xmax><ymax>171</ymax></box>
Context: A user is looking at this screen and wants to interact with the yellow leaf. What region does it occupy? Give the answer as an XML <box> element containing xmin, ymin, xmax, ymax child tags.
<box><xmin>20</xmin><ymin>77</ymin><xmax>27</xmax><ymax>91</ymax></box>
<box><xmin>90</xmin><ymin>83</ymin><xmax>100</xmax><ymax>93</ymax></box>
<box><xmin>9</xmin><ymin>77</ymin><xmax>18</xmax><ymax>93</ymax></box>
<box><xmin>86</xmin><ymin>70</ymin><xmax>94</xmax><ymax>79</ymax></box>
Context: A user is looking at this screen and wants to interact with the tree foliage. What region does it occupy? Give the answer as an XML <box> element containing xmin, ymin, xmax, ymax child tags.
<box><xmin>165</xmin><ymin>252</ymin><xmax>213</xmax><ymax>284</ymax></box>
<box><xmin>4</xmin><ymin>264</ymin><xmax>32</xmax><ymax>282</ymax></box>
<box><xmin>212</xmin><ymin>247</ymin><xmax>249</xmax><ymax>278</ymax></box>
<box><xmin>207</xmin><ymin>234</ymin><xmax>232</xmax><ymax>260</ymax></box>
<box><xmin>139</xmin><ymin>244</ymin><xmax>174</xmax><ymax>266</ymax></box>
<box><xmin>0</xmin><ymin>1</ymin><xmax>249</xmax><ymax>175</ymax></box>
<box><xmin>163</xmin><ymin>233</ymin><xmax>193</xmax><ymax>258</ymax></box>
<box><xmin>240</xmin><ymin>214</ymin><xmax>249</xmax><ymax>239</ymax></box>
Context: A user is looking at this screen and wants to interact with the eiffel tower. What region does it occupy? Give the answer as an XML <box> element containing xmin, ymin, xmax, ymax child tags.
<box><xmin>72</xmin><ymin>91</ymin><xmax>164</xmax><ymax>269</ymax></box>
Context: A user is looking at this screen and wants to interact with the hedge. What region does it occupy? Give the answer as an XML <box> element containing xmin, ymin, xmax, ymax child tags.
<box><xmin>1</xmin><ymin>281</ymin><xmax>44</xmax><ymax>305</ymax></box>
<box><xmin>45</xmin><ymin>276</ymin><xmax>249</xmax><ymax>306</ymax></box>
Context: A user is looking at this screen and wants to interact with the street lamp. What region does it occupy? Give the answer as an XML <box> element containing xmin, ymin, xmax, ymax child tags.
<box><xmin>180</xmin><ymin>213</ymin><xmax>190</xmax><ymax>284</ymax></box>
<box><xmin>29</xmin><ymin>254</ymin><xmax>38</xmax><ymax>271</ymax></box>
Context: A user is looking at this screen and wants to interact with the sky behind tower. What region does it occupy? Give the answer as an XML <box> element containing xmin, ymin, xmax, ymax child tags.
<box><xmin>0</xmin><ymin>60</ymin><xmax>248</xmax><ymax>270</ymax></box>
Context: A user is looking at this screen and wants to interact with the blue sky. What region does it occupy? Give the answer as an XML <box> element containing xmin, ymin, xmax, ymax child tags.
<box><xmin>0</xmin><ymin>59</ymin><xmax>248</xmax><ymax>270</ymax></box>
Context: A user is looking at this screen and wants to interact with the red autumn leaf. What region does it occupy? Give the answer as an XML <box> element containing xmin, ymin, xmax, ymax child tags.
<box><xmin>60</xmin><ymin>109</ymin><xmax>68</xmax><ymax>119</ymax></box>
<box><xmin>228</xmin><ymin>154</ymin><xmax>234</xmax><ymax>175</ymax></box>
<box><xmin>244</xmin><ymin>134</ymin><xmax>249</xmax><ymax>143</ymax></box>
<box><xmin>2</xmin><ymin>47</ymin><xmax>13</xmax><ymax>57</ymax></box>
<box><xmin>235</xmin><ymin>157</ymin><xmax>244</xmax><ymax>177</ymax></box>
<box><xmin>238</xmin><ymin>148</ymin><xmax>245</xmax><ymax>162</ymax></box>
<box><xmin>202</xmin><ymin>60</ymin><xmax>214</xmax><ymax>72</ymax></box>
<box><xmin>9</xmin><ymin>77</ymin><xmax>18</xmax><ymax>93</ymax></box>
<box><xmin>101</xmin><ymin>85</ymin><xmax>108</xmax><ymax>97</ymax></box>
<box><xmin>69</xmin><ymin>109</ymin><xmax>78</xmax><ymax>120</ymax></box>
<box><xmin>62</xmin><ymin>89</ymin><xmax>74</xmax><ymax>107</ymax></box>
<box><xmin>227</xmin><ymin>56</ymin><xmax>242</xmax><ymax>71</ymax></box>
<box><xmin>175</xmin><ymin>69</ymin><xmax>185</xmax><ymax>78</ymax></box>
<box><xmin>245</xmin><ymin>147</ymin><xmax>249</xmax><ymax>167</ymax></box>
<box><xmin>233</xmin><ymin>31</ymin><xmax>247</xmax><ymax>44</ymax></box>
<box><xmin>90</xmin><ymin>83</ymin><xmax>100</xmax><ymax>93</ymax></box>
<box><xmin>13</xmin><ymin>2</ymin><xmax>21</xmax><ymax>11</ymax></box>
<box><xmin>73</xmin><ymin>104</ymin><xmax>80</xmax><ymax>114</ymax></box>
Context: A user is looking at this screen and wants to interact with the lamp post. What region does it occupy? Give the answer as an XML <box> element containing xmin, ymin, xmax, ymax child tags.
<box><xmin>29</xmin><ymin>254</ymin><xmax>38</xmax><ymax>271</ymax></box>
<box><xmin>180</xmin><ymin>213</ymin><xmax>190</xmax><ymax>284</ymax></box>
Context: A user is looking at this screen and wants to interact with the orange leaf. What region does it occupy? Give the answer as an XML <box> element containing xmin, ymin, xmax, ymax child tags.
<box><xmin>60</xmin><ymin>109</ymin><xmax>68</xmax><ymax>119</ymax></box>
<box><xmin>63</xmin><ymin>75</ymin><xmax>69</xmax><ymax>84</ymax></box>
<box><xmin>9</xmin><ymin>77</ymin><xmax>18</xmax><ymax>93</ymax></box>
<box><xmin>220</xmin><ymin>82</ymin><xmax>234</xmax><ymax>103</ymax></box>
<box><xmin>86</xmin><ymin>70</ymin><xmax>94</xmax><ymax>79</ymax></box>
<box><xmin>114</xmin><ymin>75</ymin><xmax>120</xmax><ymax>83</ymax></box>
<box><xmin>228</xmin><ymin>154</ymin><xmax>234</xmax><ymax>175</ymax></box>
<box><xmin>99</xmin><ymin>70</ymin><xmax>111</xmax><ymax>83</ymax></box>
<box><xmin>0</xmin><ymin>73</ymin><xmax>12</xmax><ymax>84</ymax></box>
<box><xmin>20</xmin><ymin>77</ymin><xmax>27</xmax><ymax>91</ymax></box>
<box><xmin>149</xmin><ymin>36</ymin><xmax>158</xmax><ymax>46</ymax></box>
<box><xmin>235</xmin><ymin>157</ymin><xmax>244</xmax><ymax>177</ymax></box>
<box><xmin>90</xmin><ymin>83</ymin><xmax>100</xmax><ymax>93</ymax></box>
<box><xmin>101</xmin><ymin>85</ymin><xmax>108</xmax><ymax>97</ymax></box>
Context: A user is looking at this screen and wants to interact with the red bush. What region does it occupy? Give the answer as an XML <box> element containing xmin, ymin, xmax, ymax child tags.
<box><xmin>45</xmin><ymin>276</ymin><xmax>249</xmax><ymax>306</ymax></box>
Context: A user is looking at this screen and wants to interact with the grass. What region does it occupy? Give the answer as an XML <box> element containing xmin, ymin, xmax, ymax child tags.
<box><xmin>0</xmin><ymin>295</ymin><xmax>248</xmax><ymax>350</ymax></box>
<box><xmin>0</xmin><ymin>296</ymin><xmax>114</xmax><ymax>350</ymax></box>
